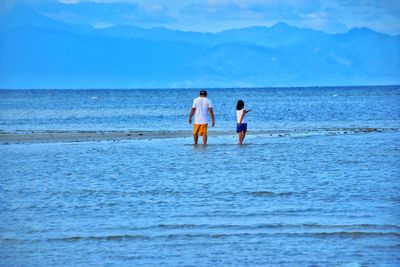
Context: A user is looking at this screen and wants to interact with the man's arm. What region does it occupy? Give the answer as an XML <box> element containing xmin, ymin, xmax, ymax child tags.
<box><xmin>209</xmin><ymin>107</ymin><xmax>215</xmax><ymax>127</ymax></box>
<box><xmin>189</xmin><ymin>108</ymin><xmax>196</xmax><ymax>124</ymax></box>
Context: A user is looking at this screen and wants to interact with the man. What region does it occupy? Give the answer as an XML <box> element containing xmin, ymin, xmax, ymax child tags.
<box><xmin>188</xmin><ymin>89</ymin><xmax>215</xmax><ymax>145</ymax></box>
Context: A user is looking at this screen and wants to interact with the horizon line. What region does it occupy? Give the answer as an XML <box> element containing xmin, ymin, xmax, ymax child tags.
<box><xmin>1</xmin><ymin>85</ymin><xmax>399</xmax><ymax>90</ymax></box>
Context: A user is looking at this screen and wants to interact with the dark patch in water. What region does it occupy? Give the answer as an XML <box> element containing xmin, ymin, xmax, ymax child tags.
<box><xmin>248</xmin><ymin>191</ymin><xmax>293</xmax><ymax>197</ymax></box>
<box><xmin>51</xmin><ymin>235</ymin><xmax>149</xmax><ymax>242</ymax></box>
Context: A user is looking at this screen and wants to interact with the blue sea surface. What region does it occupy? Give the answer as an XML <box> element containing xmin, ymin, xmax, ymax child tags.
<box><xmin>0</xmin><ymin>86</ymin><xmax>399</xmax><ymax>266</ymax></box>
<box><xmin>0</xmin><ymin>86</ymin><xmax>399</xmax><ymax>132</ymax></box>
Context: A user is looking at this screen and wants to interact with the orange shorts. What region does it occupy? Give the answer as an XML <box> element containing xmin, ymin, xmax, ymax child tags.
<box><xmin>193</xmin><ymin>124</ymin><xmax>208</xmax><ymax>135</ymax></box>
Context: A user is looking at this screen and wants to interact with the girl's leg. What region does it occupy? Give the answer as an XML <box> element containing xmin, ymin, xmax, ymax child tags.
<box><xmin>238</xmin><ymin>131</ymin><xmax>244</xmax><ymax>144</ymax></box>
<box><xmin>242</xmin><ymin>130</ymin><xmax>247</xmax><ymax>143</ymax></box>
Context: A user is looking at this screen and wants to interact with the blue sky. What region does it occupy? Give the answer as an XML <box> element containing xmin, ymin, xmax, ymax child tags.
<box><xmin>1</xmin><ymin>0</ymin><xmax>400</xmax><ymax>34</ymax></box>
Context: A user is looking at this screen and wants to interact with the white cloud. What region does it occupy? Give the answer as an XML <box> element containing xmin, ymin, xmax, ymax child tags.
<box><xmin>91</xmin><ymin>22</ymin><xmax>114</xmax><ymax>28</ymax></box>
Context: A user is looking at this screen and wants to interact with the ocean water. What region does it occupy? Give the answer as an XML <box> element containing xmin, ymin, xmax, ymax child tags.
<box><xmin>0</xmin><ymin>86</ymin><xmax>399</xmax><ymax>132</ymax></box>
<box><xmin>1</xmin><ymin>86</ymin><xmax>400</xmax><ymax>266</ymax></box>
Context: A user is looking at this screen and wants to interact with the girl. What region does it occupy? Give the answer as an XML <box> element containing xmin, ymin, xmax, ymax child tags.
<box><xmin>236</xmin><ymin>100</ymin><xmax>251</xmax><ymax>144</ymax></box>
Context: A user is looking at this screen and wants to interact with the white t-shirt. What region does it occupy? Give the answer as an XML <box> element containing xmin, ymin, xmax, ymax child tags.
<box><xmin>192</xmin><ymin>97</ymin><xmax>213</xmax><ymax>124</ymax></box>
<box><xmin>237</xmin><ymin>109</ymin><xmax>247</xmax><ymax>123</ymax></box>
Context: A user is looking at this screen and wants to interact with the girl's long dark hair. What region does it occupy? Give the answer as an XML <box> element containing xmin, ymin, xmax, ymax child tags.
<box><xmin>236</xmin><ymin>100</ymin><xmax>244</xmax><ymax>110</ymax></box>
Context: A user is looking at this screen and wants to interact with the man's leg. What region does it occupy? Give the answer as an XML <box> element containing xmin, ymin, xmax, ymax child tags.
<box><xmin>202</xmin><ymin>134</ymin><xmax>207</xmax><ymax>144</ymax></box>
<box><xmin>201</xmin><ymin>124</ymin><xmax>208</xmax><ymax>145</ymax></box>
<box><xmin>193</xmin><ymin>124</ymin><xmax>200</xmax><ymax>144</ymax></box>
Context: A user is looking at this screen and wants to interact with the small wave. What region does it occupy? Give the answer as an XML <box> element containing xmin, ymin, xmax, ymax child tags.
<box><xmin>302</xmin><ymin>223</ymin><xmax>400</xmax><ymax>230</ymax></box>
<box><xmin>173</xmin><ymin>209</ymin><xmax>323</xmax><ymax>218</ymax></box>
<box><xmin>96</xmin><ymin>223</ymin><xmax>400</xmax><ymax>232</ymax></box>
<box><xmin>56</xmin><ymin>231</ymin><xmax>400</xmax><ymax>242</ymax></box>
<box><xmin>157</xmin><ymin>223</ymin><xmax>206</xmax><ymax>229</ymax></box>
<box><xmin>172</xmin><ymin>231</ymin><xmax>400</xmax><ymax>239</ymax></box>
<box><xmin>310</xmin><ymin>231</ymin><xmax>400</xmax><ymax>237</ymax></box>
<box><xmin>50</xmin><ymin>234</ymin><xmax>149</xmax><ymax>242</ymax></box>
<box><xmin>248</xmin><ymin>191</ymin><xmax>293</xmax><ymax>197</ymax></box>
<box><xmin>156</xmin><ymin>223</ymin><xmax>291</xmax><ymax>230</ymax></box>
<box><xmin>4</xmin><ymin>228</ymin><xmax>400</xmax><ymax>244</ymax></box>
<box><xmin>49</xmin><ymin>233</ymin><xmax>235</xmax><ymax>242</ymax></box>
<box><xmin>369</xmin><ymin>244</ymin><xmax>400</xmax><ymax>249</ymax></box>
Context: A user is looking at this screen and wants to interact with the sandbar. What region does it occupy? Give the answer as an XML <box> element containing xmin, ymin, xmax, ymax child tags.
<box><xmin>0</xmin><ymin>127</ymin><xmax>397</xmax><ymax>144</ymax></box>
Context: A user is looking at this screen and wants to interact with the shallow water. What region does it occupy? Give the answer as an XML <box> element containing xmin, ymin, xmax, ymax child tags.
<box><xmin>1</xmin><ymin>132</ymin><xmax>399</xmax><ymax>266</ymax></box>
<box><xmin>1</xmin><ymin>87</ymin><xmax>400</xmax><ymax>266</ymax></box>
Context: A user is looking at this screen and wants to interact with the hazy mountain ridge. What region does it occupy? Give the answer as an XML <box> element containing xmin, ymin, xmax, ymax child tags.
<box><xmin>0</xmin><ymin>6</ymin><xmax>399</xmax><ymax>88</ymax></box>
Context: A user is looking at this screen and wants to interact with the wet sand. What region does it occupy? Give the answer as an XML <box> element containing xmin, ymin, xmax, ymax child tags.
<box><xmin>0</xmin><ymin>130</ymin><xmax>239</xmax><ymax>144</ymax></box>
<box><xmin>0</xmin><ymin>127</ymin><xmax>397</xmax><ymax>144</ymax></box>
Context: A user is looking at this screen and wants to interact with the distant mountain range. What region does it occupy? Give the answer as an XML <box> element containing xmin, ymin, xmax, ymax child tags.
<box><xmin>0</xmin><ymin>5</ymin><xmax>399</xmax><ymax>88</ymax></box>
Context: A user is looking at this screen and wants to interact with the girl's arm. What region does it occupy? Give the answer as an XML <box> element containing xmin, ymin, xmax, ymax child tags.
<box><xmin>239</xmin><ymin>109</ymin><xmax>252</xmax><ymax>124</ymax></box>
<box><xmin>239</xmin><ymin>109</ymin><xmax>252</xmax><ymax>123</ymax></box>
